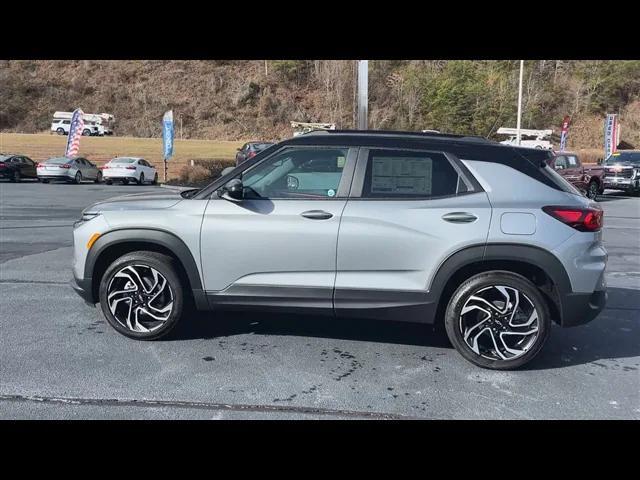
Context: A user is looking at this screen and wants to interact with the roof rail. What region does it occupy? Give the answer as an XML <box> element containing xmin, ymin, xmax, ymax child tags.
<box><xmin>302</xmin><ymin>129</ymin><xmax>492</xmax><ymax>143</ymax></box>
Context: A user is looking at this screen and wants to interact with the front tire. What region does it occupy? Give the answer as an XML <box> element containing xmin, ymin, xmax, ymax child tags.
<box><xmin>11</xmin><ymin>170</ymin><xmax>21</xmax><ymax>183</ymax></box>
<box><xmin>152</xmin><ymin>173</ymin><xmax>158</xmax><ymax>185</ymax></box>
<box><xmin>138</xmin><ymin>172</ymin><xmax>145</xmax><ymax>185</ymax></box>
<box><xmin>444</xmin><ymin>271</ymin><xmax>551</xmax><ymax>370</ymax></box>
<box><xmin>74</xmin><ymin>171</ymin><xmax>82</xmax><ymax>184</ymax></box>
<box><xmin>56</xmin><ymin>128</ymin><xmax>65</xmax><ymax>135</ymax></box>
<box><xmin>99</xmin><ymin>251</ymin><xmax>184</xmax><ymax>340</ymax></box>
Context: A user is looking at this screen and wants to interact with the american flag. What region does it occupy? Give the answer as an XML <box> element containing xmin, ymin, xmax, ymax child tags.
<box><xmin>65</xmin><ymin>108</ymin><xmax>85</xmax><ymax>158</ymax></box>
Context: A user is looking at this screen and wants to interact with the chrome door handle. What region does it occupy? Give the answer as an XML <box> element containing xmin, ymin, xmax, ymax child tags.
<box><xmin>442</xmin><ymin>212</ymin><xmax>478</xmax><ymax>223</ymax></box>
<box><xmin>301</xmin><ymin>210</ymin><xmax>333</xmax><ymax>220</ymax></box>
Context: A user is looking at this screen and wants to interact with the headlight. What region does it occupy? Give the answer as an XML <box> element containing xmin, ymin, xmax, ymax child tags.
<box><xmin>74</xmin><ymin>212</ymin><xmax>101</xmax><ymax>228</ymax></box>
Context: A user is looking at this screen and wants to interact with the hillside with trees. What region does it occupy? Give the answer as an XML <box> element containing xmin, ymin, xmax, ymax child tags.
<box><xmin>2</xmin><ymin>60</ymin><xmax>639</xmax><ymax>149</ymax></box>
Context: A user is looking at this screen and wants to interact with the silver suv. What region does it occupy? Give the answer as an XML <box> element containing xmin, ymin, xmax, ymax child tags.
<box><xmin>71</xmin><ymin>131</ymin><xmax>607</xmax><ymax>369</ymax></box>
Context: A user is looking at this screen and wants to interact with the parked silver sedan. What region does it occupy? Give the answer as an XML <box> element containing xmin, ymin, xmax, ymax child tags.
<box><xmin>37</xmin><ymin>157</ymin><xmax>103</xmax><ymax>184</ymax></box>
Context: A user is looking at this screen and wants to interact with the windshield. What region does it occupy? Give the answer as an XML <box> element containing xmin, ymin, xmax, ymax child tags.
<box><xmin>604</xmin><ymin>152</ymin><xmax>640</xmax><ymax>166</ymax></box>
<box><xmin>0</xmin><ymin>155</ymin><xmax>10</xmax><ymax>162</ymax></box>
<box><xmin>46</xmin><ymin>157</ymin><xmax>72</xmax><ymax>165</ymax></box>
<box><xmin>110</xmin><ymin>158</ymin><xmax>137</xmax><ymax>164</ymax></box>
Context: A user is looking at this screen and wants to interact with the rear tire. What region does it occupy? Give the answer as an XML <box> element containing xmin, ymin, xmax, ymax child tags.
<box><xmin>99</xmin><ymin>251</ymin><xmax>185</xmax><ymax>340</ymax></box>
<box><xmin>138</xmin><ymin>172</ymin><xmax>145</xmax><ymax>185</ymax></box>
<box><xmin>74</xmin><ymin>171</ymin><xmax>82</xmax><ymax>184</ymax></box>
<box><xmin>587</xmin><ymin>180</ymin><xmax>599</xmax><ymax>200</ymax></box>
<box><xmin>95</xmin><ymin>172</ymin><xmax>103</xmax><ymax>184</ymax></box>
<box><xmin>152</xmin><ymin>173</ymin><xmax>158</xmax><ymax>185</ymax></box>
<box><xmin>56</xmin><ymin>128</ymin><xmax>65</xmax><ymax>135</ymax></box>
<box><xmin>122</xmin><ymin>178</ymin><xmax>129</xmax><ymax>185</ymax></box>
<box><xmin>11</xmin><ymin>170</ymin><xmax>20</xmax><ymax>183</ymax></box>
<box><xmin>444</xmin><ymin>271</ymin><xmax>551</xmax><ymax>370</ymax></box>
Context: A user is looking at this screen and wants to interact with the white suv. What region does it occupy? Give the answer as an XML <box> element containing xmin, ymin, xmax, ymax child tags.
<box><xmin>51</xmin><ymin>119</ymin><xmax>97</xmax><ymax>136</ymax></box>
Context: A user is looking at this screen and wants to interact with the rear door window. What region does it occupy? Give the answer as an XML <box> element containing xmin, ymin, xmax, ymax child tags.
<box><xmin>362</xmin><ymin>150</ymin><xmax>467</xmax><ymax>199</ymax></box>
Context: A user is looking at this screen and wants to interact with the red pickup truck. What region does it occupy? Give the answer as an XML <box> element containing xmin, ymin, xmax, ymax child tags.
<box><xmin>547</xmin><ymin>152</ymin><xmax>605</xmax><ymax>200</ymax></box>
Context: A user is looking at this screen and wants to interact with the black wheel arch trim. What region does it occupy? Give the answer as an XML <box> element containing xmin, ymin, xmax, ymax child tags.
<box><xmin>428</xmin><ymin>242</ymin><xmax>575</xmax><ymax>326</ymax></box>
<box><xmin>84</xmin><ymin>228</ymin><xmax>205</xmax><ymax>308</ymax></box>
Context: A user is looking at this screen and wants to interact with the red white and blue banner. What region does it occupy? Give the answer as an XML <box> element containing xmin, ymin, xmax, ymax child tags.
<box><xmin>604</xmin><ymin>114</ymin><xmax>618</xmax><ymax>160</ymax></box>
<box><xmin>64</xmin><ymin>108</ymin><xmax>84</xmax><ymax>158</ymax></box>
<box><xmin>559</xmin><ymin>115</ymin><xmax>570</xmax><ymax>152</ymax></box>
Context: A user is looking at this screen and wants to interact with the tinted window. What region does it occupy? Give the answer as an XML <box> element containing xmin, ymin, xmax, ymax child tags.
<box><xmin>567</xmin><ymin>156</ymin><xmax>578</xmax><ymax>167</ymax></box>
<box><xmin>46</xmin><ymin>157</ymin><xmax>71</xmax><ymax>165</ymax></box>
<box><xmin>22</xmin><ymin>157</ymin><xmax>34</xmax><ymax>166</ymax></box>
<box><xmin>111</xmin><ymin>158</ymin><xmax>137</xmax><ymax>164</ymax></box>
<box><xmin>62</xmin><ymin>120</ymin><xmax>70</xmax><ymax>125</ymax></box>
<box><xmin>605</xmin><ymin>151</ymin><xmax>640</xmax><ymax>166</ymax></box>
<box><xmin>363</xmin><ymin>150</ymin><xmax>462</xmax><ymax>198</ymax></box>
<box><xmin>554</xmin><ymin>156</ymin><xmax>568</xmax><ymax>169</ymax></box>
<box><xmin>241</xmin><ymin>148</ymin><xmax>347</xmax><ymax>199</ymax></box>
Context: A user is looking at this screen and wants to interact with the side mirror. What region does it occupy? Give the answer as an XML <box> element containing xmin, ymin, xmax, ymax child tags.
<box><xmin>219</xmin><ymin>178</ymin><xmax>243</xmax><ymax>202</ymax></box>
<box><xmin>220</xmin><ymin>166</ymin><xmax>235</xmax><ymax>177</ymax></box>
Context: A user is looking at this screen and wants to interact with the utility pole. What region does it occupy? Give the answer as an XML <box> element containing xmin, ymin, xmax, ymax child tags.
<box><xmin>179</xmin><ymin>113</ymin><xmax>183</xmax><ymax>140</ymax></box>
<box><xmin>516</xmin><ymin>60</ymin><xmax>524</xmax><ymax>146</ymax></box>
<box><xmin>357</xmin><ymin>60</ymin><xmax>368</xmax><ymax>130</ymax></box>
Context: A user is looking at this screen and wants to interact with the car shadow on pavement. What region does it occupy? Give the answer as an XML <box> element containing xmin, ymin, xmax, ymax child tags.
<box><xmin>525</xmin><ymin>286</ymin><xmax>640</xmax><ymax>371</ymax></box>
<box><xmin>173</xmin><ymin>310</ymin><xmax>453</xmax><ymax>349</ymax></box>
<box><xmin>172</xmin><ymin>287</ymin><xmax>640</xmax><ymax>370</ymax></box>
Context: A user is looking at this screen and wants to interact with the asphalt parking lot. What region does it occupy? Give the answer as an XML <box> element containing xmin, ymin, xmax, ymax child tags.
<box><xmin>1</xmin><ymin>180</ymin><xmax>639</xmax><ymax>419</ymax></box>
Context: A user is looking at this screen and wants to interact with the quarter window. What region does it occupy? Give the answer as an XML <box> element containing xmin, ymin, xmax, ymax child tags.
<box><xmin>363</xmin><ymin>150</ymin><xmax>465</xmax><ymax>199</ymax></box>
<box><xmin>240</xmin><ymin>148</ymin><xmax>348</xmax><ymax>199</ymax></box>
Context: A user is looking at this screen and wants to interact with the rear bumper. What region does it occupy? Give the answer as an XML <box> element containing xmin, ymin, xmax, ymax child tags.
<box><xmin>38</xmin><ymin>173</ymin><xmax>73</xmax><ymax>181</ymax></box>
<box><xmin>558</xmin><ymin>289</ymin><xmax>607</xmax><ymax>327</ymax></box>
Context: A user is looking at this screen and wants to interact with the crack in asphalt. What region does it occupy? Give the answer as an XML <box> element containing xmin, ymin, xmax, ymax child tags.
<box><xmin>0</xmin><ymin>224</ymin><xmax>73</xmax><ymax>229</ymax></box>
<box><xmin>0</xmin><ymin>393</ymin><xmax>415</xmax><ymax>420</ymax></box>
<box><xmin>0</xmin><ymin>279</ymin><xmax>69</xmax><ymax>285</ymax></box>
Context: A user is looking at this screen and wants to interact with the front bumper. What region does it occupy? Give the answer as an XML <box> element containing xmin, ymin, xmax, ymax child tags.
<box><xmin>71</xmin><ymin>276</ymin><xmax>95</xmax><ymax>305</ymax></box>
<box><xmin>603</xmin><ymin>176</ymin><xmax>639</xmax><ymax>191</ymax></box>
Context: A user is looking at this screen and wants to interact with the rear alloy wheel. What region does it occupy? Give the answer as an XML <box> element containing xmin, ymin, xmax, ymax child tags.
<box><xmin>122</xmin><ymin>178</ymin><xmax>129</xmax><ymax>185</ymax></box>
<box><xmin>12</xmin><ymin>170</ymin><xmax>21</xmax><ymax>183</ymax></box>
<box><xmin>587</xmin><ymin>181</ymin><xmax>599</xmax><ymax>200</ymax></box>
<box><xmin>74</xmin><ymin>171</ymin><xmax>82</xmax><ymax>184</ymax></box>
<box><xmin>138</xmin><ymin>172</ymin><xmax>145</xmax><ymax>185</ymax></box>
<box><xmin>56</xmin><ymin>128</ymin><xmax>65</xmax><ymax>135</ymax></box>
<box><xmin>99</xmin><ymin>251</ymin><xmax>184</xmax><ymax>340</ymax></box>
<box><xmin>445</xmin><ymin>271</ymin><xmax>551</xmax><ymax>370</ymax></box>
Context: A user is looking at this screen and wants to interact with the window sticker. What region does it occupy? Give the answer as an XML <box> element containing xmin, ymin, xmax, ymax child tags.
<box><xmin>370</xmin><ymin>156</ymin><xmax>433</xmax><ymax>195</ymax></box>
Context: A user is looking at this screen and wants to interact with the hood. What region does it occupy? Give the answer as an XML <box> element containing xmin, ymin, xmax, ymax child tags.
<box><xmin>83</xmin><ymin>189</ymin><xmax>186</xmax><ymax>214</ymax></box>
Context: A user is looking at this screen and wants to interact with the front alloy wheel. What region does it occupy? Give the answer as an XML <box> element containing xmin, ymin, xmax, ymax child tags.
<box><xmin>587</xmin><ymin>181</ymin><xmax>598</xmax><ymax>200</ymax></box>
<box><xmin>107</xmin><ymin>265</ymin><xmax>174</xmax><ymax>333</ymax></box>
<box><xmin>99</xmin><ymin>251</ymin><xmax>184</xmax><ymax>340</ymax></box>
<box><xmin>445</xmin><ymin>271</ymin><xmax>551</xmax><ymax>369</ymax></box>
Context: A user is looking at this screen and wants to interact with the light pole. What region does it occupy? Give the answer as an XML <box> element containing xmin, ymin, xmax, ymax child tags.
<box><xmin>357</xmin><ymin>60</ymin><xmax>368</xmax><ymax>130</ymax></box>
<box><xmin>179</xmin><ymin>113</ymin><xmax>183</xmax><ymax>140</ymax></box>
<box><xmin>516</xmin><ymin>60</ymin><xmax>524</xmax><ymax>146</ymax></box>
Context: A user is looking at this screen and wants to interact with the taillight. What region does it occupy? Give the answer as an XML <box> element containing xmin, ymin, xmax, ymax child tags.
<box><xmin>543</xmin><ymin>206</ymin><xmax>603</xmax><ymax>232</ymax></box>
<box><xmin>0</xmin><ymin>162</ymin><xmax>5</xmax><ymax>167</ymax></box>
